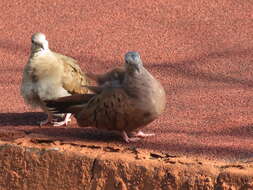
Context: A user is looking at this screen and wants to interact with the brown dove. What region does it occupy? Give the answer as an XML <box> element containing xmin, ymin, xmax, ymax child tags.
<box><xmin>46</xmin><ymin>51</ymin><xmax>166</xmax><ymax>142</ymax></box>
<box><xmin>20</xmin><ymin>32</ymin><xmax>90</xmax><ymax>127</ymax></box>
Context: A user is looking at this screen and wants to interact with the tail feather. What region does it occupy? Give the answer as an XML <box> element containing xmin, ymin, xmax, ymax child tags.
<box><xmin>45</xmin><ymin>94</ymin><xmax>94</xmax><ymax>114</ymax></box>
<box><xmin>52</xmin><ymin>93</ymin><xmax>95</xmax><ymax>103</ymax></box>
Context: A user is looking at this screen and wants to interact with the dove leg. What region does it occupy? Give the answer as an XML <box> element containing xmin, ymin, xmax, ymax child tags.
<box><xmin>131</xmin><ymin>130</ymin><xmax>155</xmax><ymax>138</ymax></box>
<box><xmin>52</xmin><ymin>113</ymin><xmax>72</xmax><ymax>127</ymax></box>
<box><xmin>120</xmin><ymin>131</ymin><xmax>141</xmax><ymax>143</ymax></box>
<box><xmin>40</xmin><ymin>112</ymin><xmax>53</xmax><ymax>126</ymax></box>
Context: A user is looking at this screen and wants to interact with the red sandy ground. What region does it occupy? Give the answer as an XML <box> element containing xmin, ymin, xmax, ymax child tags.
<box><xmin>0</xmin><ymin>0</ymin><xmax>253</xmax><ymax>162</ymax></box>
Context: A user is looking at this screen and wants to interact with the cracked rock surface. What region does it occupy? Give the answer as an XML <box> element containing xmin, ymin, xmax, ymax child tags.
<box><xmin>0</xmin><ymin>140</ymin><xmax>252</xmax><ymax>190</ymax></box>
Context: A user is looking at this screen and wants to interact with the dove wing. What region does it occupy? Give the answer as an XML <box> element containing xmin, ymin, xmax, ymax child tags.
<box><xmin>54</xmin><ymin>52</ymin><xmax>90</xmax><ymax>95</ymax></box>
<box><xmin>76</xmin><ymin>87</ymin><xmax>143</xmax><ymax>132</ymax></box>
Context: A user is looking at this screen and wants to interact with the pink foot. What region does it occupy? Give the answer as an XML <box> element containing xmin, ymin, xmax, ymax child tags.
<box><xmin>39</xmin><ymin>114</ymin><xmax>54</xmax><ymax>127</ymax></box>
<box><xmin>40</xmin><ymin>119</ymin><xmax>51</xmax><ymax>127</ymax></box>
<box><xmin>132</xmin><ymin>131</ymin><xmax>155</xmax><ymax>138</ymax></box>
<box><xmin>120</xmin><ymin>131</ymin><xmax>141</xmax><ymax>143</ymax></box>
<box><xmin>52</xmin><ymin>113</ymin><xmax>72</xmax><ymax>127</ymax></box>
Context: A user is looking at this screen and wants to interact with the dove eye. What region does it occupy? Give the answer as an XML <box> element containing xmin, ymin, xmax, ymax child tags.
<box><xmin>32</xmin><ymin>40</ymin><xmax>40</xmax><ymax>46</ymax></box>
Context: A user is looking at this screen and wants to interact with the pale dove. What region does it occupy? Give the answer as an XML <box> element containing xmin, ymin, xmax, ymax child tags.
<box><xmin>20</xmin><ymin>32</ymin><xmax>90</xmax><ymax>127</ymax></box>
<box><xmin>46</xmin><ymin>51</ymin><xmax>166</xmax><ymax>142</ymax></box>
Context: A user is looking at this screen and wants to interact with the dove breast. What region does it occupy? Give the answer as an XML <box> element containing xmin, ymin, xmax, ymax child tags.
<box><xmin>123</xmin><ymin>67</ymin><xmax>166</xmax><ymax>122</ymax></box>
<box><xmin>22</xmin><ymin>51</ymin><xmax>70</xmax><ymax>106</ymax></box>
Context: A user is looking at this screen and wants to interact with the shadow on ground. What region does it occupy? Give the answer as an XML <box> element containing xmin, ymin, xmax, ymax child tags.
<box><xmin>146</xmin><ymin>47</ymin><xmax>253</xmax><ymax>88</ymax></box>
<box><xmin>146</xmin><ymin>140</ymin><xmax>253</xmax><ymax>161</ymax></box>
<box><xmin>29</xmin><ymin>127</ymin><xmax>123</xmax><ymax>143</ymax></box>
<box><xmin>0</xmin><ymin>112</ymin><xmax>46</xmax><ymax>126</ymax></box>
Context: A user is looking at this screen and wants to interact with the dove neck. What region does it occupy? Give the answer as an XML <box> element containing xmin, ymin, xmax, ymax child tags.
<box><xmin>125</xmin><ymin>64</ymin><xmax>143</xmax><ymax>76</ymax></box>
<box><xmin>123</xmin><ymin>68</ymin><xmax>145</xmax><ymax>94</ymax></box>
<box><xmin>31</xmin><ymin>46</ymin><xmax>50</xmax><ymax>56</ymax></box>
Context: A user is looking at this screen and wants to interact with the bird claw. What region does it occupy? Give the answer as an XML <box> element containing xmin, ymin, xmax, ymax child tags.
<box><xmin>39</xmin><ymin>120</ymin><xmax>50</xmax><ymax>127</ymax></box>
<box><xmin>52</xmin><ymin>118</ymin><xmax>71</xmax><ymax>127</ymax></box>
<box><xmin>120</xmin><ymin>131</ymin><xmax>141</xmax><ymax>143</ymax></box>
<box><xmin>124</xmin><ymin>137</ymin><xmax>141</xmax><ymax>143</ymax></box>
<box><xmin>39</xmin><ymin>118</ymin><xmax>55</xmax><ymax>127</ymax></box>
<box><xmin>39</xmin><ymin>113</ymin><xmax>71</xmax><ymax>127</ymax></box>
<box><xmin>132</xmin><ymin>131</ymin><xmax>155</xmax><ymax>138</ymax></box>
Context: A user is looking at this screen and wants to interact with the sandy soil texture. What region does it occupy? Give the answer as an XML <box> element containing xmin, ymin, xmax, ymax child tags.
<box><xmin>0</xmin><ymin>0</ymin><xmax>253</xmax><ymax>188</ymax></box>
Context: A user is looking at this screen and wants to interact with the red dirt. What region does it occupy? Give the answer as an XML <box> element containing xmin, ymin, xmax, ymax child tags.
<box><xmin>0</xmin><ymin>0</ymin><xmax>253</xmax><ymax>163</ymax></box>
<box><xmin>1</xmin><ymin>141</ymin><xmax>253</xmax><ymax>190</ymax></box>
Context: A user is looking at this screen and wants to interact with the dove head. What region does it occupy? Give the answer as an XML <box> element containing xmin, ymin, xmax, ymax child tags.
<box><xmin>31</xmin><ymin>32</ymin><xmax>49</xmax><ymax>53</ymax></box>
<box><xmin>124</xmin><ymin>51</ymin><xmax>143</xmax><ymax>73</ymax></box>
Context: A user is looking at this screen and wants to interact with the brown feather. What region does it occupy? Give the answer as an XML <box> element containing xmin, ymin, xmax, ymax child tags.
<box><xmin>86</xmin><ymin>67</ymin><xmax>125</xmax><ymax>86</ymax></box>
<box><xmin>46</xmin><ymin>52</ymin><xmax>166</xmax><ymax>135</ymax></box>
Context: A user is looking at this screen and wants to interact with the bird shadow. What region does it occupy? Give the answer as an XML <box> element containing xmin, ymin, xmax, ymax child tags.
<box><xmin>28</xmin><ymin>127</ymin><xmax>123</xmax><ymax>143</ymax></box>
<box><xmin>146</xmin><ymin>47</ymin><xmax>253</xmax><ymax>88</ymax></box>
<box><xmin>0</xmin><ymin>112</ymin><xmax>46</xmax><ymax>127</ymax></box>
<box><xmin>0</xmin><ymin>112</ymin><xmax>123</xmax><ymax>142</ymax></box>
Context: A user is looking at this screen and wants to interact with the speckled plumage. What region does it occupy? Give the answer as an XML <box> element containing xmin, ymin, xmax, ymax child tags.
<box><xmin>46</xmin><ymin>52</ymin><xmax>166</xmax><ymax>142</ymax></box>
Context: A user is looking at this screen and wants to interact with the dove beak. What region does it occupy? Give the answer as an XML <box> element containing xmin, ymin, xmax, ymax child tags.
<box><xmin>133</xmin><ymin>64</ymin><xmax>141</xmax><ymax>73</ymax></box>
